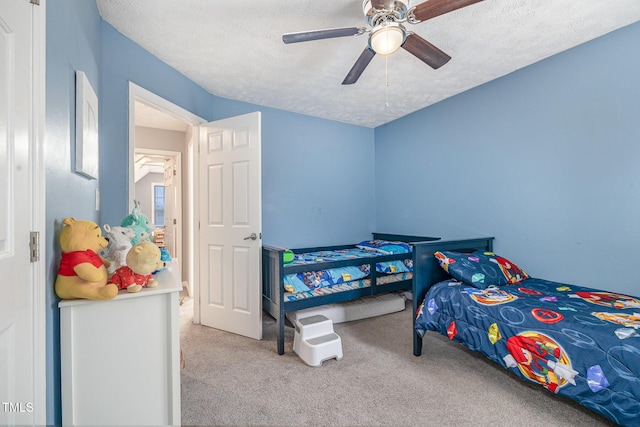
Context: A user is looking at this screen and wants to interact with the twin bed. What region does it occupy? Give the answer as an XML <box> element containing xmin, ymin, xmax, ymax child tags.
<box><xmin>262</xmin><ymin>233</ymin><xmax>440</xmax><ymax>355</ymax></box>
<box><xmin>263</xmin><ymin>235</ymin><xmax>640</xmax><ymax>425</ymax></box>
<box><xmin>412</xmin><ymin>238</ymin><xmax>639</xmax><ymax>426</ymax></box>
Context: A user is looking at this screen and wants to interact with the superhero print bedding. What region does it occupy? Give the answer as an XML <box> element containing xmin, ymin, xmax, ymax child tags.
<box><xmin>415</xmin><ymin>250</ymin><xmax>640</xmax><ymax>426</ymax></box>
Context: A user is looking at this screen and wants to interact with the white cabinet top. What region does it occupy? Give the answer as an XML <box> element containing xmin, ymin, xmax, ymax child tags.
<box><xmin>58</xmin><ymin>259</ymin><xmax>182</xmax><ymax>308</ymax></box>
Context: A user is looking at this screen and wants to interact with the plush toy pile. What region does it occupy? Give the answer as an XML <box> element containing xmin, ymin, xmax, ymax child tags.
<box><xmin>56</xmin><ymin>201</ymin><xmax>172</xmax><ymax>300</ymax></box>
<box><xmin>100</xmin><ymin>200</ymin><xmax>172</xmax><ymax>273</ymax></box>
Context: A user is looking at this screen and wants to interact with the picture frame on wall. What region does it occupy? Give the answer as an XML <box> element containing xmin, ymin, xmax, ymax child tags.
<box><xmin>75</xmin><ymin>70</ymin><xmax>99</xmax><ymax>179</ymax></box>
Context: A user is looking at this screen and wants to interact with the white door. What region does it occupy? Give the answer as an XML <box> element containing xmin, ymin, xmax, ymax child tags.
<box><xmin>198</xmin><ymin>112</ymin><xmax>262</xmax><ymax>340</ymax></box>
<box><xmin>0</xmin><ymin>1</ymin><xmax>43</xmax><ymax>425</ymax></box>
<box><xmin>163</xmin><ymin>157</ymin><xmax>176</xmax><ymax>256</ymax></box>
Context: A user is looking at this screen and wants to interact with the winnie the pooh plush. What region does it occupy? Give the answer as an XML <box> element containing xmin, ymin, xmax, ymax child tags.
<box><xmin>108</xmin><ymin>241</ymin><xmax>164</xmax><ymax>293</ymax></box>
<box><xmin>55</xmin><ymin>218</ymin><xmax>118</xmax><ymax>300</ymax></box>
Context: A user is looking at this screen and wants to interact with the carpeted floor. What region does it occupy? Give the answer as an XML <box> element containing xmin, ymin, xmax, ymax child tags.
<box><xmin>179</xmin><ymin>298</ymin><xmax>617</xmax><ymax>426</ymax></box>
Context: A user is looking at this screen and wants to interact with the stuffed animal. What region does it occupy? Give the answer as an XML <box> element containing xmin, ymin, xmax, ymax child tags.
<box><xmin>121</xmin><ymin>200</ymin><xmax>153</xmax><ymax>244</ymax></box>
<box><xmin>100</xmin><ymin>224</ymin><xmax>135</xmax><ymax>275</ymax></box>
<box><xmin>108</xmin><ymin>241</ymin><xmax>164</xmax><ymax>293</ymax></box>
<box><xmin>55</xmin><ymin>217</ymin><xmax>118</xmax><ymax>300</ymax></box>
<box><xmin>153</xmin><ymin>246</ymin><xmax>172</xmax><ymax>274</ymax></box>
<box><xmin>128</xmin><ymin>224</ymin><xmax>151</xmax><ymax>245</ymax></box>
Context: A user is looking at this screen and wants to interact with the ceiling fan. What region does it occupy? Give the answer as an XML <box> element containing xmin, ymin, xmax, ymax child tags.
<box><xmin>283</xmin><ymin>0</ymin><xmax>483</xmax><ymax>85</ymax></box>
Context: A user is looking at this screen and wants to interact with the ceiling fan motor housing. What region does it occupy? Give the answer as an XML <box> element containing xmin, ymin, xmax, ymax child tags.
<box><xmin>362</xmin><ymin>0</ymin><xmax>409</xmax><ymax>27</ymax></box>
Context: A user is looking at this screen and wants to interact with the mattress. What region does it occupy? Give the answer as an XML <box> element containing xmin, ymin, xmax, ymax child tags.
<box><xmin>286</xmin><ymin>292</ymin><xmax>407</xmax><ymax>324</ymax></box>
<box><xmin>283</xmin><ymin>271</ymin><xmax>412</xmax><ymax>301</ymax></box>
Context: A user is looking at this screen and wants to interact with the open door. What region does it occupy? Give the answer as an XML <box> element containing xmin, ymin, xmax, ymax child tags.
<box><xmin>0</xmin><ymin>1</ymin><xmax>45</xmax><ymax>425</ymax></box>
<box><xmin>198</xmin><ymin>112</ymin><xmax>262</xmax><ymax>340</ymax></box>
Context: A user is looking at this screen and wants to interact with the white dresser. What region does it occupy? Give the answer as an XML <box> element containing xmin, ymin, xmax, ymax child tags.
<box><xmin>59</xmin><ymin>263</ymin><xmax>182</xmax><ymax>426</ymax></box>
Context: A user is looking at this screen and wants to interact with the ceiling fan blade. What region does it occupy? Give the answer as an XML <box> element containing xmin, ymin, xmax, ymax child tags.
<box><xmin>342</xmin><ymin>48</ymin><xmax>376</xmax><ymax>85</ymax></box>
<box><xmin>283</xmin><ymin>27</ymin><xmax>365</xmax><ymax>44</ymax></box>
<box><xmin>411</xmin><ymin>0</ymin><xmax>483</xmax><ymax>22</ymax></box>
<box><xmin>402</xmin><ymin>33</ymin><xmax>451</xmax><ymax>69</ymax></box>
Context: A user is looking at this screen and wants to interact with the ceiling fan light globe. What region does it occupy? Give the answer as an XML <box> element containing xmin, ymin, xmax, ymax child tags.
<box><xmin>369</xmin><ymin>24</ymin><xmax>405</xmax><ymax>55</ymax></box>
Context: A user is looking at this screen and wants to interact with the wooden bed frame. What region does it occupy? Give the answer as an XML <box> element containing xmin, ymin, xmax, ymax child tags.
<box><xmin>409</xmin><ymin>237</ymin><xmax>495</xmax><ymax>356</ymax></box>
<box><xmin>262</xmin><ymin>233</ymin><xmax>440</xmax><ymax>355</ymax></box>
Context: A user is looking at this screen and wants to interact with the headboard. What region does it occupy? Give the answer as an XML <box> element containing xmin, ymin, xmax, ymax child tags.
<box><xmin>372</xmin><ymin>232</ymin><xmax>440</xmax><ymax>243</ymax></box>
<box><xmin>411</xmin><ymin>237</ymin><xmax>495</xmax><ymax>356</ymax></box>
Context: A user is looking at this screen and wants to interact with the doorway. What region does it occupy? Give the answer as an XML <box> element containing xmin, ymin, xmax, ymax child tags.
<box><xmin>134</xmin><ymin>147</ymin><xmax>182</xmax><ymax>282</ymax></box>
<box><xmin>128</xmin><ymin>83</ymin><xmax>204</xmax><ymax>307</ymax></box>
<box><xmin>128</xmin><ymin>84</ymin><xmax>264</xmax><ymax>339</ymax></box>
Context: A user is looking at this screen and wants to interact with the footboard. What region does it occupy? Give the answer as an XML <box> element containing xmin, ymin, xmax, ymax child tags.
<box><xmin>262</xmin><ymin>245</ymin><xmax>286</xmax><ymax>354</ymax></box>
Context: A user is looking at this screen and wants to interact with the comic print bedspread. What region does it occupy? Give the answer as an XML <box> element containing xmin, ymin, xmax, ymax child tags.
<box><xmin>415</xmin><ymin>277</ymin><xmax>640</xmax><ymax>426</ymax></box>
<box><xmin>283</xmin><ymin>247</ymin><xmax>413</xmax><ymax>293</ymax></box>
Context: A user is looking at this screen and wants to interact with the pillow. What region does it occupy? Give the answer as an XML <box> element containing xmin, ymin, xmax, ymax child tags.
<box><xmin>356</xmin><ymin>239</ymin><xmax>411</xmax><ymax>255</ymax></box>
<box><xmin>434</xmin><ymin>250</ymin><xmax>528</xmax><ymax>288</ymax></box>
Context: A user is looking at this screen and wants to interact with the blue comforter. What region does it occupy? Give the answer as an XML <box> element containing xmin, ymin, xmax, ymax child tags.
<box><xmin>415</xmin><ymin>277</ymin><xmax>640</xmax><ymax>426</ymax></box>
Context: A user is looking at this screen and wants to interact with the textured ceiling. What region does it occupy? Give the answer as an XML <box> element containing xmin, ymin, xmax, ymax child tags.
<box><xmin>98</xmin><ymin>0</ymin><xmax>640</xmax><ymax>128</ymax></box>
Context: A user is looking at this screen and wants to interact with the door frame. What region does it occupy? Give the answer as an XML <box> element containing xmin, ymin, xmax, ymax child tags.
<box><xmin>127</xmin><ymin>83</ymin><xmax>205</xmax><ymax>316</ymax></box>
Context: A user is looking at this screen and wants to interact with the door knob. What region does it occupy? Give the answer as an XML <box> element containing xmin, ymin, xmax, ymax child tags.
<box><xmin>243</xmin><ymin>233</ymin><xmax>257</xmax><ymax>241</ymax></box>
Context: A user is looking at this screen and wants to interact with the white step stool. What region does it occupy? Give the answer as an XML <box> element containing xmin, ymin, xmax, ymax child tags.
<box><xmin>293</xmin><ymin>314</ymin><xmax>343</xmax><ymax>367</ymax></box>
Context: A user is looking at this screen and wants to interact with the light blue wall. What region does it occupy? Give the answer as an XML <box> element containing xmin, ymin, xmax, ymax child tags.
<box><xmin>45</xmin><ymin>0</ymin><xmax>103</xmax><ymax>423</ymax></box>
<box><xmin>99</xmin><ymin>22</ymin><xmax>214</xmax><ymax>226</ymax></box>
<box><xmin>259</xmin><ymin>109</ymin><xmax>375</xmax><ymax>247</ymax></box>
<box><xmin>46</xmin><ymin>3</ymin><xmax>374</xmax><ymax>424</ymax></box>
<box><xmin>375</xmin><ymin>22</ymin><xmax>640</xmax><ymax>295</ymax></box>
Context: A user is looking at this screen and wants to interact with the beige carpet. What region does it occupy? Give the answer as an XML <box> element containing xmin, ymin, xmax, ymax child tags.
<box><xmin>179</xmin><ymin>299</ymin><xmax>616</xmax><ymax>426</ymax></box>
